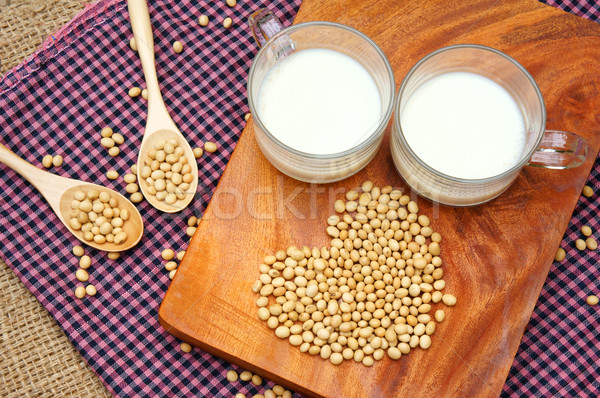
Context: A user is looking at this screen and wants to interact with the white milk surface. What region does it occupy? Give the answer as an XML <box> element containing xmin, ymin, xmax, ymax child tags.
<box><xmin>256</xmin><ymin>48</ymin><xmax>381</xmax><ymax>155</ymax></box>
<box><xmin>400</xmin><ymin>72</ymin><xmax>526</xmax><ymax>179</ymax></box>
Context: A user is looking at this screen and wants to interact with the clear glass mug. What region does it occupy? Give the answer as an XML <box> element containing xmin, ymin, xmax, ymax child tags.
<box><xmin>247</xmin><ymin>10</ymin><xmax>395</xmax><ymax>183</ymax></box>
<box><xmin>391</xmin><ymin>44</ymin><xmax>588</xmax><ymax>206</ymax></box>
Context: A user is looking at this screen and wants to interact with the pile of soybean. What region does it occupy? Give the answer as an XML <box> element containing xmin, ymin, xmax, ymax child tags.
<box><xmin>253</xmin><ymin>181</ymin><xmax>457</xmax><ymax>367</ymax></box>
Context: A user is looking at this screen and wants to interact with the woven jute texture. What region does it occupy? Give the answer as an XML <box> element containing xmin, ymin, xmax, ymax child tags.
<box><xmin>0</xmin><ymin>0</ymin><xmax>87</xmax><ymax>74</ymax></box>
<box><xmin>0</xmin><ymin>1</ymin><xmax>111</xmax><ymax>396</ymax></box>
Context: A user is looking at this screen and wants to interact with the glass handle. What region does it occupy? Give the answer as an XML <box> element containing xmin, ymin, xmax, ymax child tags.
<box><xmin>248</xmin><ymin>9</ymin><xmax>295</xmax><ymax>59</ymax></box>
<box><xmin>528</xmin><ymin>130</ymin><xmax>588</xmax><ymax>169</ymax></box>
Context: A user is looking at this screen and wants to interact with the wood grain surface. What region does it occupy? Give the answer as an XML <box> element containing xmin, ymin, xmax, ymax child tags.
<box><xmin>159</xmin><ymin>0</ymin><xmax>600</xmax><ymax>396</ymax></box>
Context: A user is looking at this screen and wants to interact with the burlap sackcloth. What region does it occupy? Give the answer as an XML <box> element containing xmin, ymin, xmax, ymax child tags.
<box><xmin>0</xmin><ymin>1</ymin><xmax>111</xmax><ymax>396</ymax></box>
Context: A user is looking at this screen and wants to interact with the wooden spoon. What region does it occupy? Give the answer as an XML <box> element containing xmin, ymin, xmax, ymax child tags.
<box><xmin>128</xmin><ymin>0</ymin><xmax>199</xmax><ymax>213</ymax></box>
<box><xmin>0</xmin><ymin>143</ymin><xmax>143</xmax><ymax>252</ymax></box>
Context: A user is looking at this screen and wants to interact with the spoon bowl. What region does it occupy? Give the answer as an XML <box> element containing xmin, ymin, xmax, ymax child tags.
<box><xmin>128</xmin><ymin>0</ymin><xmax>199</xmax><ymax>213</ymax></box>
<box><xmin>137</xmin><ymin>128</ymin><xmax>198</xmax><ymax>214</ymax></box>
<box><xmin>0</xmin><ymin>143</ymin><xmax>144</xmax><ymax>252</ymax></box>
<box><xmin>59</xmin><ymin>184</ymin><xmax>144</xmax><ymax>251</ymax></box>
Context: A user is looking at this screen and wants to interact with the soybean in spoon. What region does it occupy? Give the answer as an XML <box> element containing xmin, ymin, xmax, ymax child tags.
<box><xmin>0</xmin><ymin>143</ymin><xmax>143</xmax><ymax>252</ymax></box>
<box><xmin>127</xmin><ymin>0</ymin><xmax>198</xmax><ymax>213</ymax></box>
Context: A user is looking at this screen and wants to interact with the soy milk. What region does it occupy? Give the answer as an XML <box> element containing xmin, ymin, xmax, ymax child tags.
<box><xmin>400</xmin><ymin>72</ymin><xmax>526</xmax><ymax>179</ymax></box>
<box><xmin>256</xmin><ymin>48</ymin><xmax>381</xmax><ymax>155</ymax></box>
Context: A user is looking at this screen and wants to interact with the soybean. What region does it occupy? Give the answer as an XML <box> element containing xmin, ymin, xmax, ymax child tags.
<box><xmin>554</xmin><ymin>247</ymin><xmax>566</xmax><ymax>262</ymax></box>
<box><xmin>204</xmin><ymin>141</ymin><xmax>218</xmax><ymax>153</ymax></box>
<box><xmin>75</xmin><ymin>286</ymin><xmax>86</xmax><ymax>299</ymax></box>
<box><xmin>180</xmin><ymin>342</ymin><xmax>192</xmax><ymax>353</ymax></box>
<box><xmin>85</xmin><ymin>284</ymin><xmax>97</xmax><ymax>296</ymax></box>
<box><xmin>52</xmin><ymin>155</ymin><xmax>63</xmax><ymax>167</ymax></box>
<box><xmin>42</xmin><ymin>154</ymin><xmax>54</xmax><ymax>168</ymax></box>
<box><xmin>73</xmin><ymin>245</ymin><xmax>85</xmax><ymax>257</ymax></box>
<box><xmin>129</xmin><ymin>87</ymin><xmax>141</xmax><ymax>97</ymax></box>
<box><xmin>586</xmin><ymin>237</ymin><xmax>597</xmax><ymax>250</ymax></box>
<box><xmin>106</xmin><ymin>170</ymin><xmax>119</xmax><ymax>180</ymax></box>
<box><xmin>129</xmin><ymin>37</ymin><xmax>138</xmax><ymax>51</ymax></box>
<box><xmin>226</xmin><ymin>370</ymin><xmax>238</xmax><ymax>382</ymax></box>
<box><xmin>173</xmin><ymin>41</ymin><xmax>183</xmax><ymax>53</ymax></box>
<box><xmin>582</xmin><ymin>185</ymin><xmax>594</xmax><ymax>197</ymax></box>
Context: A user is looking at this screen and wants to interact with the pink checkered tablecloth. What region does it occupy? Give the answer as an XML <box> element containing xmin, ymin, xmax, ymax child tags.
<box><xmin>0</xmin><ymin>0</ymin><xmax>598</xmax><ymax>396</ymax></box>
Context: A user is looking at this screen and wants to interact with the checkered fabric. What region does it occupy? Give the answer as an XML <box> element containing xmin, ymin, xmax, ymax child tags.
<box><xmin>0</xmin><ymin>0</ymin><xmax>301</xmax><ymax>396</ymax></box>
<box><xmin>0</xmin><ymin>0</ymin><xmax>598</xmax><ymax>397</ymax></box>
<box><xmin>502</xmin><ymin>165</ymin><xmax>600</xmax><ymax>395</ymax></box>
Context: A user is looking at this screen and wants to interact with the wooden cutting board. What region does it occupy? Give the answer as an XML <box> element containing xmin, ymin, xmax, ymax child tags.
<box><xmin>159</xmin><ymin>0</ymin><xmax>600</xmax><ymax>396</ymax></box>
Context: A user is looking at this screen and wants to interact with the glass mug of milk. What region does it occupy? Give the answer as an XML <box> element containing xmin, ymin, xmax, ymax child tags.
<box><xmin>247</xmin><ymin>10</ymin><xmax>395</xmax><ymax>183</ymax></box>
<box><xmin>391</xmin><ymin>44</ymin><xmax>588</xmax><ymax>206</ymax></box>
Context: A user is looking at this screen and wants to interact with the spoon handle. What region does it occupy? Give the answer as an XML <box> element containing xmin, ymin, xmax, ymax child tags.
<box><xmin>127</xmin><ymin>0</ymin><xmax>176</xmax><ymax>131</ymax></box>
<box><xmin>0</xmin><ymin>142</ymin><xmax>74</xmax><ymax>213</ymax></box>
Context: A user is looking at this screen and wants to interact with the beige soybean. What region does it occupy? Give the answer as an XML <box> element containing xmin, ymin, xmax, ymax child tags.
<box><xmin>52</xmin><ymin>155</ymin><xmax>63</xmax><ymax>167</ymax></box>
<box><xmin>180</xmin><ymin>342</ymin><xmax>192</xmax><ymax>353</ymax></box>
<box><xmin>141</xmin><ymin>89</ymin><xmax>148</xmax><ymax>100</ymax></box>
<box><xmin>130</xmin><ymin>192</ymin><xmax>143</xmax><ymax>203</ymax></box>
<box><xmin>204</xmin><ymin>141</ymin><xmax>218</xmax><ymax>153</ymax></box>
<box><xmin>129</xmin><ymin>87</ymin><xmax>141</xmax><ymax>97</ymax></box>
<box><xmin>85</xmin><ymin>284</ymin><xmax>97</xmax><ymax>296</ymax></box>
<box><xmin>582</xmin><ymin>185</ymin><xmax>594</xmax><ymax>197</ymax></box>
<box><xmin>79</xmin><ymin>255</ymin><xmax>92</xmax><ymax>269</ymax></box>
<box><xmin>226</xmin><ymin>370</ymin><xmax>238</xmax><ymax>382</ymax></box>
<box><xmin>223</xmin><ymin>17</ymin><xmax>233</xmax><ymax>29</ymax></box>
<box><xmin>575</xmin><ymin>238</ymin><xmax>587</xmax><ymax>251</ymax></box>
<box><xmin>108</xmin><ymin>146</ymin><xmax>120</xmax><ymax>157</ymax></box>
<box><xmin>42</xmin><ymin>154</ymin><xmax>54</xmax><ymax>168</ymax></box>
<box><xmin>76</xmin><ymin>269</ymin><xmax>89</xmax><ymax>282</ymax></box>
<box><xmin>173</xmin><ymin>41</ymin><xmax>183</xmax><ymax>53</ymax></box>
<box><xmin>106</xmin><ymin>170</ymin><xmax>119</xmax><ymax>180</ymax></box>
<box><xmin>73</xmin><ymin>245</ymin><xmax>85</xmax><ymax>257</ymax></box>
<box><xmin>586</xmin><ymin>237</ymin><xmax>598</xmax><ymax>250</ymax></box>
<box><xmin>581</xmin><ymin>225</ymin><xmax>593</xmax><ymax>237</ymax></box>
<box><xmin>129</xmin><ymin>37</ymin><xmax>138</xmax><ymax>51</ymax></box>
<box><xmin>442</xmin><ymin>294</ymin><xmax>457</xmax><ymax>306</ymax></box>
<box><xmin>251</xmin><ymin>374</ymin><xmax>262</xmax><ymax>385</ymax></box>
<box><xmin>198</xmin><ymin>15</ymin><xmax>209</xmax><ymax>26</ymax></box>
<box><xmin>162</xmin><ymin>249</ymin><xmax>175</xmax><ymax>261</ymax></box>
<box><xmin>124</xmin><ymin>173</ymin><xmax>137</xmax><ymax>184</ymax></box>
<box><xmin>586</xmin><ymin>295</ymin><xmax>599</xmax><ymax>306</ymax></box>
<box><xmin>226</xmin><ymin>0</ymin><xmax>237</xmax><ymax>6</ymax></box>
<box><xmin>108</xmin><ymin>252</ymin><xmax>120</xmax><ymax>260</ymax></box>
<box><xmin>112</xmin><ymin>133</ymin><xmax>124</xmax><ymax>145</ymax></box>
<box><xmin>101</xmin><ymin>127</ymin><xmax>113</xmax><ymax>138</ymax></box>
<box><xmin>239</xmin><ymin>371</ymin><xmax>252</xmax><ymax>381</ymax></box>
<box><xmin>554</xmin><ymin>247</ymin><xmax>566</xmax><ymax>262</ymax></box>
<box><xmin>75</xmin><ymin>286</ymin><xmax>86</xmax><ymax>299</ymax></box>
<box><xmin>193</xmin><ymin>147</ymin><xmax>203</xmax><ymax>158</ymax></box>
